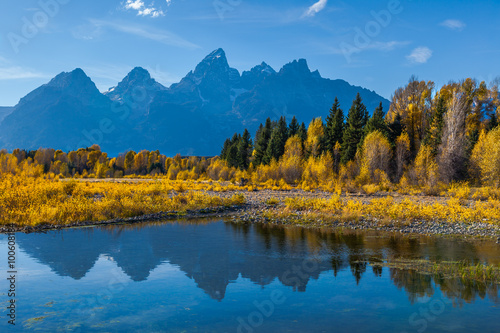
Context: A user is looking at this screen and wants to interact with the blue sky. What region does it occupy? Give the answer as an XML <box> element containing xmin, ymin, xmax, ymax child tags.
<box><xmin>0</xmin><ymin>0</ymin><xmax>499</xmax><ymax>106</ymax></box>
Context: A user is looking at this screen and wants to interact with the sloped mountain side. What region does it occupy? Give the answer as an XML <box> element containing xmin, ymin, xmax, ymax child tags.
<box><xmin>0</xmin><ymin>107</ymin><xmax>13</xmax><ymax>123</ymax></box>
<box><xmin>0</xmin><ymin>49</ymin><xmax>389</xmax><ymax>156</ymax></box>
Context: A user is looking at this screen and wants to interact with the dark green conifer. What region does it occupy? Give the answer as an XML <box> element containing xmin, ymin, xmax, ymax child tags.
<box><xmin>220</xmin><ymin>138</ymin><xmax>231</xmax><ymax>159</ymax></box>
<box><xmin>364</xmin><ymin>102</ymin><xmax>389</xmax><ymax>138</ymax></box>
<box><xmin>388</xmin><ymin>113</ymin><xmax>403</xmax><ymax>147</ymax></box>
<box><xmin>487</xmin><ymin>111</ymin><xmax>498</xmax><ymax>131</ymax></box>
<box><xmin>237</xmin><ymin>129</ymin><xmax>252</xmax><ymax>169</ymax></box>
<box><xmin>289</xmin><ymin>116</ymin><xmax>300</xmax><ymax>137</ymax></box>
<box><xmin>253</xmin><ymin>118</ymin><xmax>272</xmax><ymax>165</ymax></box>
<box><xmin>297</xmin><ymin>122</ymin><xmax>307</xmax><ymax>143</ymax></box>
<box><xmin>225</xmin><ymin>133</ymin><xmax>240</xmax><ymax>167</ymax></box>
<box><xmin>263</xmin><ymin>117</ymin><xmax>288</xmax><ymax>163</ymax></box>
<box><xmin>324</xmin><ymin>97</ymin><xmax>344</xmax><ymax>154</ymax></box>
<box><xmin>341</xmin><ymin>93</ymin><xmax>369</xmax><ymax>164</ymax></box>
<box><xmin>423</xmin><ymin>95</ymin><xmax>446</xmax><ymax>156</ymax></box>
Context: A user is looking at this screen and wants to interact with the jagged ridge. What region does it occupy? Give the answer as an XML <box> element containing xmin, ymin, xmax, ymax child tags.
<box><xmin>0</xmin><ymin>49</ymin><xmax>390</xmax><ymax>156</ymax></box>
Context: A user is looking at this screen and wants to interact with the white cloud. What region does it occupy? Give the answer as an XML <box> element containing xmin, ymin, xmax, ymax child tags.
<box><xmin>326</xmin><ymin>40</ymin><xmax>410</xmax><ymax>55</ymax></box>
<box><xmin>303</xmin><ymin>0</ymin><xmax>328</xmax><ymax>17</ymax></box>
<box><xmin>123</xmin><ymin>0</ymin><xmax>165</xmax><ymax>18</ymax></box>
<box><xmin>0</xmin><ymin>56</ymin><xmax>47</xmax><ymax>80</ymax></box>
<box><xmin>138</xmin><ymin>7</ymin><xmax>164</xmax><ymax>18</ymax></box>
<box><xmin>406</xmin><ymin>47</ymin><xmax>433</xmax><ymax>64</ymax></box>
<box><xmin>145</xmin><ymin>65</ymin><xmax>179</xmax><ymax>85</ymax></box>
<box><xmin>440</xmin><ymin>19</ymin><xmax>466</xmax><ymax>31</ymax></box>
<box><xmin>0</xmin><ymin>66</ymin><xmax>46</xmax><ymax>80</ymax></box>
<box><xmin>87</xmin><ymin>19</ymin><xmax>200</xmax><ymax>49</ymax></box>
<box><xmin>367</xmin><ymin>41</ymin><xmax>410</xmax><ymax>51</ymax></box>
<box><xmin>125</xmin><ymin>0</ymin><xmax>144</xmax><ymax>10</ymax></box>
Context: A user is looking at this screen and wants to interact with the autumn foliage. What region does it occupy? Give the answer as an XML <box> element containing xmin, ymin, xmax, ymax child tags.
<box><xmin>0</xmin><ymin>76</ymin><xmax>499</xmax><ymax>199</ymax></box>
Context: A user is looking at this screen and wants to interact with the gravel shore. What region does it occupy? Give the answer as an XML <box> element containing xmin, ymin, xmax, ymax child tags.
<box><xmin>2</xmin><ymin>189</ymin><xmax>500</xmax><ymax>241</ymax></box>
<box><xmin>210</xmin><ymin>189</ymin><xmax>500</xmax><ymax>241</ymax></box>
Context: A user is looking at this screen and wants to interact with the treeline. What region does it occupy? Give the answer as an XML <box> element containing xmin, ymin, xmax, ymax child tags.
<box><xmin>220</xmin><ymin>77</ymin><xmax>500</xmax><ymax>190</ymax></box>
<box><xmin>0</xmin><ymin>145</ymin><xmax>214</xmax><ymax>180</ymax></box>
<box><xmin>1</xmin><ymin>76</ymin><xmax>499</xmax><ymax>192</ymax></box>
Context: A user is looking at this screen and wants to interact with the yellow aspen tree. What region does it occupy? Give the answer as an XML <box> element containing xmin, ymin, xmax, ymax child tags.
<box><xmin>472</xmin><ymin>127</ymin><xmax>500</xmax><ymax>186</ymax></box>
<box><xmin>395</xmin><ymin>132</ymin><xmax>410</xmax><ymax>181</ymax></box>
<box><xmin>469</xmin><ymin>129</ymin><xmax>487</xmax><ymax>183</ymax></box>
<box><xmin>360</xmin><ymin>131</ymin><xmax>392</xmax><ymax>183</ymax></box>
<box><xmin>412</xmin><ymin>145</ymin><xmax>438</xmax><ymax>189</ymax></box>
<box><xmin>280</xmin><ymin>135</ymin><xmax>303</xmax><ymax>184</ymax></box>
<box><xmin>305</xmin><ymin>117</ymin><xmax>324</xmax><ymax>158</ymax></box>
<box><xmin>386</xmin><ymin>77</ymin><xmax>434</xmax><ymax>156</ymax></box>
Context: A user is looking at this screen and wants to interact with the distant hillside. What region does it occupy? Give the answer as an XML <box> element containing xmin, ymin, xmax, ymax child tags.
<box><xmin>0</xmin><ymin>49</ymin><xmax>389</xmax><ymax>156</ymax></box>
<box><xmin>0</xmin><ymin>107</ymin><xmax>13</xmax><ymax>124</ymax></box>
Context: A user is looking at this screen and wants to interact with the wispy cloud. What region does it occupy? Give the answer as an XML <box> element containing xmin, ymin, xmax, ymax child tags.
<box><xmin>303</xmin><ymin>0</ymin><xmax>328</xmax><ymax>18</ymax></box>
<box><xmin>123</xmin><ymin>0</ymin><xmax>171</xmax><ymax>18</ymax></box>
<box><xmin>0</xmin><ymin>57</ymin><xmax>47</xmax><ymax>80</ymax></box>
<box><xmin>366</xmin><ymin>41</ymin><xmax>410</xmax><ymax>51</ymax></box>
<box><xmin>0</xmin><ymin>66</ymin><xmax>46</xmax><ymax>80</ymax></box>
<box><xmin>82</xmin><ymin>19</ymin><xmax>200</xmax><ymax>49</ymax></box>
<box><xmin>326</xmin><ymin>40</ymin><xmax>410</xmax><ymax>54</ymax></box>
<box><xmin>145</xmin><ymin>65</ymin><xmax>180</xmax><ymax>86</ymax></box>
<box><xmin>406</xmin><ymin>47</ymin><xmax>433</xmax><ymax>64</ymax></box>
<box><xmin>440</xmin><ymin>19</ymin><xmax>466</xmax><ymax>31</ymax></box>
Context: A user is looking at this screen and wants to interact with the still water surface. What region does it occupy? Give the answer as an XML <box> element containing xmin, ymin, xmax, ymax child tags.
<box><xmin>0</xmin><ymin>219</ymin><xmax>499</xmax><ymax>332</ymax></box>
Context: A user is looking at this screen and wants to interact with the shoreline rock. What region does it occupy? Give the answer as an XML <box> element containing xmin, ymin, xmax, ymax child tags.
<box><xmin>1</xmin><ymin>189</ymin><xmax>500</xmax><ymax>240</ymax></box>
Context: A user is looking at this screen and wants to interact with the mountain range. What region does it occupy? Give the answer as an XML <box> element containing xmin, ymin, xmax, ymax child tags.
<box><xmin>0</xmin><ymin>107</ymin><xmax>13</xmax><ymax>124</ymax></box>
<box><xmin>0</xmin><ymin>48</ymin><xmax>390</xmax><ymax>156</ymax></box>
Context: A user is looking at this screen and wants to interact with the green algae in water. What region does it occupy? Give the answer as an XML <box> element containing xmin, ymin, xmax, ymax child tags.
<box><xmin>23</xmin><ymin>316</ymin><xmax>48</xmax><ymax>329</ymax></box>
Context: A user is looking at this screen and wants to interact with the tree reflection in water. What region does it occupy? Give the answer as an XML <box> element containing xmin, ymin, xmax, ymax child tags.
<box><xmin>13</xmin><ymin>219</ymin><xmax>500</xmax><ymax>305</ymax></box>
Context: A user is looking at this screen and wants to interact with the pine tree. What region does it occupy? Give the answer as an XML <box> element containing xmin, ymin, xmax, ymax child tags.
<box><xmin>225</xmin><ymin>133</ymin><xmax>240</xmax><ymax>168</ymax></box>
<box><xmin>253</xmin><ymin>118</ymin><xmax>272</xmax><ymax>165</ymax></box>
<box><xmin>237</xmin><ymin>129</ymin><xmax>252</xmax><ymax>169</ymax></box>
<box><xmin>297</xmin><ymin>122</ymin><xmax>307</xmax><ymax>143</ymax></box>
<box><xmin>324</xmin><ymin>97</ymin><xmax>344</xmax><ymax>154</ymax></box>
<box><xmin>263</xmin><ymin>128</ymin><xmax>281</xmax><ymax>164</ymax></box>
<box><xmin>278</xmin><ymin>116</ymin><xmax>289</xmax><ymax>142</ymax></box>
<box><xmin>487</xmin><ymin>110</ymin><xmax>498</xmax><ymax>131</ymax></box>
<box><xmin>422</xmin><ymin>95</ymin><xmax>446</xmax><ymax>156</ymax></box>
<box><xmin>263</xmin><ymin>117</ymin><xmax>288</xmax><ymax>163</ymax></box>
<box><xmin>226</xmin><ymin>144</ymin><xmax>239</xmax><ymax>168</ymax></box>
<box><xmin>220</xmin><ymin>138</ymin><xmax>231</xmax><ymax>160</ymax></box>
<box><xmin>388</xmin><ymin>113</ymin><xmax>403</xmax><ymax>147</ymax></box>
<box><xmin>341</xmin><ymin>93</ymin><xmax>369</xmax><ymax>164</ymax></box>
<box><xmin>289</xmin><ymin>116</ymin><xmax>300</xmax><ymax>137</ymax></box>
<box><xmin>364</xmin><ymin>102</ymin><xmax>388</xmax><ymax>138</ymax></box>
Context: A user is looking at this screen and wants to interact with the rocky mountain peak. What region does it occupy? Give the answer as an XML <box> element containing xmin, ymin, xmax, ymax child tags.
<box><xmin>279</xmin><ymin>59</ymin><xmax>311</xmax><ymax>77</ymax></box>
<box><xmin>126</xmin><ymin>67</ymin><xmax>152</xmax><ymax>81</ymax></box>
<box><xmin>105</xmin><ymin>67</ymin><xmax>166</xmax><ymax>101</ymax></box>
<box><xmin>48</xmin><ymin>68</ymin><xmax>96</xmax><ymax>90</ymax></box>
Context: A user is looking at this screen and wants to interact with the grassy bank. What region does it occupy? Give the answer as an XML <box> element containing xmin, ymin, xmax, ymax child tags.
<box><xmin>279</xmin><ymin>195</ymin><xmax>500</xmax><ymax>225</ymax></box>
<box><xmin>2</xmin><ymin>173</ymin><xmax>500</xmax><ymax>233</ymax></box>
<box><xmin>0</xmin><ymin>174</ymin><xmax>245</xmax><ymax>227</ymax></box>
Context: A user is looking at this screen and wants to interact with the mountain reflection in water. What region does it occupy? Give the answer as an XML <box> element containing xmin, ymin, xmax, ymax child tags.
<box><xmin>14</xmin><ymin>219</ymin><xmax>500</xmax><ymax>305</ymax></box>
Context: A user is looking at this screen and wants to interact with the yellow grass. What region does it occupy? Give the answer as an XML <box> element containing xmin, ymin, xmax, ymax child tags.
<box><xmin>283</xmin><ymin>194</ymin><xmax>500</xmax><ymax>225</ymax></box>
<box><xmin>0</xmin><ymin>174</ymin><xmax>245</xmax><ymax>227</ymax></box>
